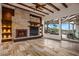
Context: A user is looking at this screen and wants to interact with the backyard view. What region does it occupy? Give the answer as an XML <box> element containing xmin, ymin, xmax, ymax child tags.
<box><xmin>46</xmin><ymin>24</ymin><xmax>59</xmax><ymax>35</ymax></box>
<box><xmin>44</xmin><ymin>17</ymin><xmax>79</xmax><ymax>41</ymax></box>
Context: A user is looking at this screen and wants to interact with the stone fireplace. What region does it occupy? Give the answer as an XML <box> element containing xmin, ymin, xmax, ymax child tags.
<box><xmin>16</xmin><ymin>29</ymin><xmax>27</xmax><ymax>38</ymax></box>
<box><xmin>10</xmin><ymin>9</ymin><xmax>43</xmax><ymax>41</ymax></box>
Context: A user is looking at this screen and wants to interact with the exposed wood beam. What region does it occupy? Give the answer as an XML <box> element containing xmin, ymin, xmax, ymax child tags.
<box><xmin>42</xmin><ymin>6</ymin><xmax>54</xmax><ymax>13</ymax></box>
<box><xmin>33</xmin><ymin>3</ymin><xmax>54</xmax><ymax>13</ymax></box>
<box><xmin>18</xmin><ymin>3</ymin><xmax>49</xmax><ymax>15</ymax></box>
<box><xmin>3</xmin><ymin>3</ymin><xmax>45</xmax><ymax>16</ymax></box>
<box><xmin>61</xmin><ymin>3</ymin><xmax>68</xmax><ymax>8</ymax></box>
<box><xmin>47</xmin><ymin>3</ymin><xmax>60</xmax><ymax>11</ymax></box>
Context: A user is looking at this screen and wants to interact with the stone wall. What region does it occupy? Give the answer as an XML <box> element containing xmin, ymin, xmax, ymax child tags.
<box><xmin>12</xmin><ymin>8</ymin><xmax>30</xmax><ymax>38</ymax></box>
<box><xmin>12</xmin><ymin>8</ymin><xmax>41</xmax><ymax>39</ymax></box>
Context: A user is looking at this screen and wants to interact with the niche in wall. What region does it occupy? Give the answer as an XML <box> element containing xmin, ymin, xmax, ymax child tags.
<box><xmin>2</xmin><ymin>7</ymin><xmax>14</xmax><ymax>42</ymax></box>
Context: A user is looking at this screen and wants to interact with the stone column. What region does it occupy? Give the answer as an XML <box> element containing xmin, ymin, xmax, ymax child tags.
<box><xmin>0</xmin><ymin>4</ymin><xmax>2</xmax><ymax>44</ymax></box>
<box><xmin>59</xmin><ymin>18</ymin><xmax>62</xmax><ymax>40</ymax></box>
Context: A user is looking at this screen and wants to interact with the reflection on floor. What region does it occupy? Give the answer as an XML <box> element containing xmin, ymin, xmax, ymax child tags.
<box><xmin>44</xmin><ymin>33</ymin><xmax>60</xmax><ymax>40</ymax></box>
<box><xmin>0</xmin><ymin>38</ymin><xmax>79</xmax><ymax>56</ymax></box>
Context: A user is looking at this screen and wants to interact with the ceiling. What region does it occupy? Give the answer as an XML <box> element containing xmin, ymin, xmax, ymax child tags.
<box><xmin>2</xmin><ymin>3</ymin><xmax>70</xmax><ymax>17</ymax></box>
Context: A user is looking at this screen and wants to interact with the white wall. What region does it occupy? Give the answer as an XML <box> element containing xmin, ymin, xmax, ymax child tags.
<box><xmin>0</xmin><ymin>4</ymin><xmax>2</xmax><ymax>44</ymax></box>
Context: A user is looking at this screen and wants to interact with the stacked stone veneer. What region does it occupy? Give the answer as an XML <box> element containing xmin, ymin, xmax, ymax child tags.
<box><xmin>12</xmin><ymin>8</ymin><xmax>30</xmax><ymax>38</ymax></box>
<box><xmin>12</xmin><ymin>8</ymin><xmax>42</xmax><ymax>39</ymax></box>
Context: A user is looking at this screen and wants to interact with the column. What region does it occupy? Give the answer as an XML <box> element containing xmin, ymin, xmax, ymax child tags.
<box><xmin>75</xmin><ymin>24</ymin><xmax>79</xmax><ymax>39</ymax></box>
<box><xmin>42</xmin><ymin>19</ymin><xmax>44</xmax><ymax>36</ymax></box>
<box><xmin>0</xmin><ymin>4</ymin><xmax>2</xmax><ymax>44</ymax></box>
<box><xmin>68</xmin><ymin>22</ymin><xmax>71</xmax><ymax>39</ymax></box>
<box><xmin>47</xmin><ymin>21</ymin><xmax>49</xmax><ymax>33</ymax></box>
<box><xmin>59</xmin><ymin>18</ymin><xmax>62</xmax><ymax>40</ymax></box>
<box><xmin>68</xmin><ymin>22</ymin><xmax>70</xmax><ymax>33</ymax></box>
<box><xmin>72</xmin><ymin>23</ymin><xmax>75</xmax><ymax>39</ymax></box>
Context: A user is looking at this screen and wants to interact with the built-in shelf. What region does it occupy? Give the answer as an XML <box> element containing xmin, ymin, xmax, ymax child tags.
<box><xmin>2</xmin><ymin>37</ymin><xmax>12</xmax><ymax>39</ymax></box>
<box><xmin>2</xmin><ymin>27</ymin><xmax>11</xmax><ymax>29</ymax></box>
<box><xmin>2</xmin><ymin>32</ymin><xmax>11</xmax><ymax>34</ymax></box>
<box><xmin>2</xmin><ymin>22</ymin><xmax>12</xmax><ymax>42</ymax></box>
<box><xmin>2</xmin><ymin>7</ymin><xmax>13</xmax><ymax>42</ymax></box>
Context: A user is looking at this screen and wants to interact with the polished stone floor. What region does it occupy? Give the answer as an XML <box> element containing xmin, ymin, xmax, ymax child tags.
<box><xmin>0</xmin><ymin>38</ymin><xmax>79</xmax><ymax>56</ymax></box>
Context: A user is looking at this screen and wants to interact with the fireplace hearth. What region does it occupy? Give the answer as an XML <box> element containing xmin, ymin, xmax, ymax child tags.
<box><xmin>16</xmin><ymin>29</ymin><xmax>27</xmax><ymax>38</ymax></box>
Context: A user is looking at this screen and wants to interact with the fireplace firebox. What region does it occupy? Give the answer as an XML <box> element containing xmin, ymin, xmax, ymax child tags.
<box><xmin>16</xmin><ymin>29</ymin><xmax>27</xmax><ymax>38</ymax></box>
<box><xmin>30</xmin><ymin>27</ymin><xmax>38</xmax><ymax>36</ymax></box>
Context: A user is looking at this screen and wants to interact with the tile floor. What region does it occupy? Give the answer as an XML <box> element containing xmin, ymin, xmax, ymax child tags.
<box><xmin>0</xmin><ymin>38</ymin><xmax>79</xmax><ymax>56</ymax></box>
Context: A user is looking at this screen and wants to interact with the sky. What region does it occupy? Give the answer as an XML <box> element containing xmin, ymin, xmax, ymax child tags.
<box><xmin>48</xmin><ymin>23</ymin><xmax>74</xmax><ymax>30</ymax></box>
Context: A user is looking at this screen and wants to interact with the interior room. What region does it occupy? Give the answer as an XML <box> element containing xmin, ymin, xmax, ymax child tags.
<box><xmin>0</xmin><ymin>3</ymin><xmax>79</xmax><ymax>56</ymax></box>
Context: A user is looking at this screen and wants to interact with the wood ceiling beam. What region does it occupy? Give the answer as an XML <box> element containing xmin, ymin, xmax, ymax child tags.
<box><xmin>33</xmin><ymin>3</ymin><xmax>54</xmax><ymax>13</ymax></box>
<box><xmin>61</xmin><ymin>3</ymin><xmax>68</xmax><ymax>8</ymax></box>
<box><xmin>18</xmin><ymin>3</ymin><xmax>49</xmax><ymax>15</ymax></box>
<box><xmin>47</xmin><ymin>3</ymin><xmax>60</xmax><ymax>11</ymax></box>
<box><xmin>3</xmin><ymin>3</ymin><xmax>45</xmax><ymax>16</ymax></box>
